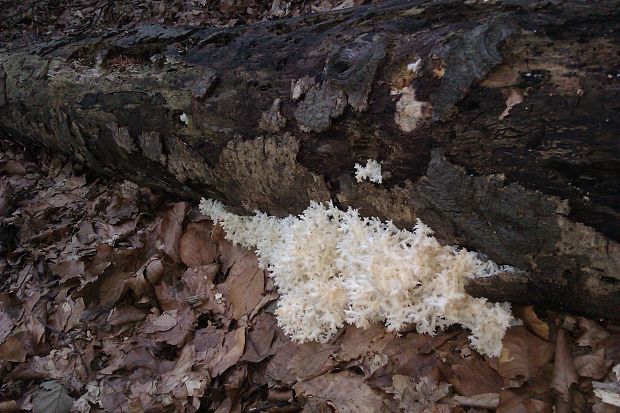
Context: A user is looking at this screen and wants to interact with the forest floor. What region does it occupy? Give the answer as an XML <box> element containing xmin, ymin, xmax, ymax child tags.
<box><xmin>0</xmin><ymin>141</ymin><xmax>619</xmax><ymax>413</ymax></box>
<box><xmin>1</xmin><ymin>1</ymin><xmax>620</xmax><ymax>412</ymax></box>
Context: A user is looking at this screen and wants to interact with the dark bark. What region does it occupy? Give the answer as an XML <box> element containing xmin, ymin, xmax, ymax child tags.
<box><xmin>0</xmin><ymin>0</ymin><xmax>619</xmax><ymax>319</ymax></box>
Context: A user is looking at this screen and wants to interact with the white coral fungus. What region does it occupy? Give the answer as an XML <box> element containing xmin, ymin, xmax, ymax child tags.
<box><xmin>199</xmin><ymin>198</ymin><xmax>514</xmax><ymax>357</ymax></box>
<box><xmin>354</xmin><ymin>159</ymin><xmax>383</xmax><ymax>183</ymax></box>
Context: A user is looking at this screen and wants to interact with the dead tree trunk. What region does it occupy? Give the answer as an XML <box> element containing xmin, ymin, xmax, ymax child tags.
<box><xmin>0</xmin><ymin>0</ymin><xmax>619</xmax><ymax>318</ymax></box>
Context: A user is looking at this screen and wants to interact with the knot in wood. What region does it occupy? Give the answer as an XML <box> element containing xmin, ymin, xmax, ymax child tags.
<box><xmin>326</xmin><ymin>33</ymin><xmax>385</xmax><ymax>84</ymax></box>
<box><xmin>325</xmin><ymin>33</ymin><xmax>386</xmax><ymax>112</ymax></box>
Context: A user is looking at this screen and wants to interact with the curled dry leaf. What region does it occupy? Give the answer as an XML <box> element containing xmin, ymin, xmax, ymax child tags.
<box><xmin>551</xmin><ymin>329</ymin><xmax>578</xmax><ymax>402</ymax></box>
<box><xmin>453</xmin><ymin>393</ymin><xmax>500</xmax><ymax>409</ymax></box>
<box><xmin>125</xmin><ymin>256</ymin><xmax>165</xmax><ymax>298</ymax></box>
<box><xmin>152</xmin><ymin>202</ymin><xmax>189</xmax><ymax>263</ymax></box>
<box><xmin>515</xmin><ymin>306</ymin><xmax>550</xmax><ymax>341</ymax></box>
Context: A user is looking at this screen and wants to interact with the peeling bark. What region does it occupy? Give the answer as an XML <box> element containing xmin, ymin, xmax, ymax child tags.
<box><xmin>0</xmin><ymin>0</ymin><xmax>619</xmax><ymax>318</ymax></box>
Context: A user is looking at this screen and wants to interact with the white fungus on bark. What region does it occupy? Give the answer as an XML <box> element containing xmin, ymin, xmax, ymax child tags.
<box><xmin>354</xmin><ymin>159</ymin><xmax>383</xmax><ymax>184</ymax></box>
<box><xmin>199</xmin><ymin>198</ymin><xmax>515</xmax><ymax>357</ymax></box>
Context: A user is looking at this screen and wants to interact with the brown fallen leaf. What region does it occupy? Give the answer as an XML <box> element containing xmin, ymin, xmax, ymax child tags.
<box><xmin>0</xmin><ymin>335</ymin><xmax>28</xmax><ymax>362</ymax></box>
<box><xmin>215</xmin><ymin>231</ymin><xmax>251</xmax><ymax>274</ymax></box>
<box><xmin>497</xmin><ymin>389</ymin><xmax>550</xmax><ymax>413</ymax></box>
<box><xmin>301</xmin><ymin>398</ymin><xmax>332</xmax><ymax>413</ymax></box>
<box><xmin>337</xmin><ymin>324</ymin><xmax>390</xmax><ymax>362</ymax></box>
<box><xmin>48</xmin><ymin>259</ymin><xmax>84</xmax><ymax>284</ymax></box>
<box><xmin>127</xmin><ymin>397</ymin><xmax>145</xmax><ymax>413</ymax></box>
<box><xmin>156</xmin><ymin>307</ymin><xmax>196</xmax><ymax>347</ymax></box>
<box><xmin>99</xmin><ymin>378</ymin><xmax>130</xmax><ymax>412</ymax></box>
<box><xmin>143</xmin><ymin>308</ymin><xmax>196</xmax><ymax>347</ymax></box>
<box><xmin>209</xmin><ymin>327</ymin><xmax>246</xmax><ymax>377</ymax></box>
<box><xmin>450</xmin><ymin>357</ymin><xmax>504</xmax><ymax>397</ymax></box>
<box><xmin>157</xmin><ymin>344</ymin><xmax>209</xmax><ymax>403</ymax></box>
<box><xmin>119</xmin><ymin>346</ymin><xmax>159</xmax><ymax>373</ymax></box>
<box><xmin>179</xmin><ymin>220</ymin><xmax>218</xmax><ymax>267</ymax></box>
<box><xmin>218</xmin><ymin>250</ymin><xmax>265</xmax><ymax>320</ymax></box>
<box><xmin>125</xmin><ymin>256</ymin><xmax>165</xmax><ymax>298</ymax></box>
<box><xmin>48</xmin><ymin>297</ymin><xmax>84</xmax><ymax>333</ymax></box>
<box><xmin>288</xmin><ymin>340</ymin><xmax>340</xmax><ymax>380</ymax></box>
<box><xmin>80</xmin><ymin>248</ymin><xmax>140</xmax><ymax>307</ymax></box>
<box><xmin>295</xmin><ymin>371</ymin><xmax>387</xmax><ymax>413</ymax></box>
<box><xmin>151</xmin><ymin>202</ymin><xmax>189</xmax><ymax>263</ymax></box>
<box><xmin>551</xmin><ymin>329</ymin><xmax>578</xmax><ymax>402</ymax></box>
<box><xmin>266</xmin><ymin>340</ymin><xmax>298</xmax><ymax>385</ymax></box>
<box><xmin>107</xmin><ymin>305</ymin><xmax>149</xmax><ymax>328</ymax></box>
<box><xmin>143</xmin><ymin>310</ymin><xmax>178</xmax><ymax>333</ymax></box>
<box><xmin>390</xmin><ymin>375</ymin><xmax>451</xmax><ymax>412</ymax></box>
<box><xmin>369</xmin><ymin>332</ymin><xmax>439</xmax><ymax>389</ymax></box>
<box><xmin>180</xmin><ymin>264</ymin><xmax>225</xmax><ymax>314</ymax></box>
<box><xmin>241</xmin><ymin>312</ymin><xmax>278</xmax><ymax>363</ymax></box>
<box><xmin>574</xmin><ymin>348</ymin><xmax>613</xmax><ymax>379</ymax></box>
<box><xmin>9</xmin><ymin>346</ymin><xmax>89</xmax><ymax>391</ymax></box>
<box><xmin>498</xmin><ymin>326</ymin><xmax>554</xmax><ymax>382</ymax></box>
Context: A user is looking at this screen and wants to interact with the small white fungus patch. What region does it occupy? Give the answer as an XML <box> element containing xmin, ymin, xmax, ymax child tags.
<box><xmin>394</xmin><ymin>87</ymin><xmax>430</xmax><ymax>133</ymax></box>
<box><xmin>199</xmin><ymin>198</ymin><xmax>515</xmax><ymax>357</ymax></box>
<box><xmin>407</xmin><ymin>58</ymin><xmax>422</xmax><ymax>75</ymax></box>
<box><xmin>354</xmin><ymin>159</ymin><xmax>383</xmax><ymax>184</ymax></box>
<box><xmin>180</xmin><ymin>112</ymin><xmax>189</xmax><ymax>126</ymax></box>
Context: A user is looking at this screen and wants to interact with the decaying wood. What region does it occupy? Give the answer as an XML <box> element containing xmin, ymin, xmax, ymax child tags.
<box><xmin>0</xmin><ymin>0</ymin><xmax>618</xmax><ymax>318</ymax></box>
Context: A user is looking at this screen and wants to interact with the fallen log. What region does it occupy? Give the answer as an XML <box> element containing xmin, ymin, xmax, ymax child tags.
<box><xmin>0</xmin><ymin>0</ymin><xmax>618</xmax><ymax>318</ymax></box>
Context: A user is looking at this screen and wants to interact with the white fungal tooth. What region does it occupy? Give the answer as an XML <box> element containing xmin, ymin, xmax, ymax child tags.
<box><xmin>354</xmin><ymin>159</ymin><xmax>383</xmax><ymax>184</ymax></box>
<box><xmin>199</xmin><ymin>197</ymin><xmax>515</xmax><ymax>357</ymax></box>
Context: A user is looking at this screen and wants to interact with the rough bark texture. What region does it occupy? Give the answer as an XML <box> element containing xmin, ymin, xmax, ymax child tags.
<box><xmin>0</xmin><ymin>0</ymin><xmax>618</xmax><ymax>318</ymax></box>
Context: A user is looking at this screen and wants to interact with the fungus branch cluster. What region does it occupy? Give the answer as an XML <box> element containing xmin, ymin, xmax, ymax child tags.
<box><xmin>199</xmin><ymin>198</ymin><xmax>514</xmax><ymax>357</ymax></box>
